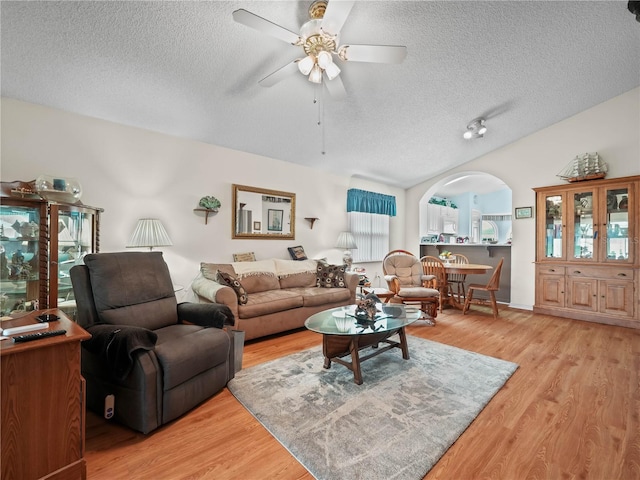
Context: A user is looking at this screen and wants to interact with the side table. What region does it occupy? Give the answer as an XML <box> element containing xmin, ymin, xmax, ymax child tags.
<box><xmin>1</xmin><ymin>309</ymin><xmax>91</xmax><ymax>479</ymax></box>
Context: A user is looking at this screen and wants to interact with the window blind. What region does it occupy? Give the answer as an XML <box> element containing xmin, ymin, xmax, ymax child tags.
<box><xmin>348</xmin><ymin>212</ymin><xmax>390</xmax><ymax>263</ymax></box>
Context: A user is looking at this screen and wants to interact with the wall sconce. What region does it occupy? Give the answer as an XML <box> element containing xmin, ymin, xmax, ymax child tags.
<box><xmin>126</xmin><ymin>218</ymin><xmax>173</xmax><ymax>251</ymax></box>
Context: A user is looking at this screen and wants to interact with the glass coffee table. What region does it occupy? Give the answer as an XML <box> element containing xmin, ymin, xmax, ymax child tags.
<box><xmin>304</xmin><ymin>304</ymin><xmax>421</xmax><ymax>385</ymax></box>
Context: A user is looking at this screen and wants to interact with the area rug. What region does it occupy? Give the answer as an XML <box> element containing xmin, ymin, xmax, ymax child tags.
<box><xmin>228</xmin><ymin>335</ymin><xmax>518</xmax><ymax>480</ymax></box>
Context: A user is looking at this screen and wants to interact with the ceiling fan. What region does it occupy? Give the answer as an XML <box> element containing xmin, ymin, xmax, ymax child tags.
<box><xmin>232</xmin><ymin>0</ymin><xmax>408</xmax><ymax>98</ymax></box>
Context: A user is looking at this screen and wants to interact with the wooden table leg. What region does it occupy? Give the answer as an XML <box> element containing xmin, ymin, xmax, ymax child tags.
<box><xmin>398</xmin><ymin>327</ymin><xmax>410</xmax><ymax>360</ymax></box>
<box><xmin>323</xmin><ymin>356</ymin><xmax>331</xmax><ymax>369</ymax></box>
<box><xmin>349</xmin><ymin>337</ymin><xmax>363</xmax><ymax>385</ymax></box>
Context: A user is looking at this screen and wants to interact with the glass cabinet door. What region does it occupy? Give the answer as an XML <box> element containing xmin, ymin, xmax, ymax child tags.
<box><xmin>604</xmin><ymin>186</ymin><xmax>630</xmax><ymax>261</ymax></box>
<box><xmin>54</xmin><ymin>207</ymin><xmax>98</xmax><ymax>315</ymax></box>
<box><xmin>543</xmin><ymin>194</ymin><xmax>564</xmax><ymax>259</ymax></box>
<box><xmin>0</xmin><ymin>204</ymin><xmax>42</xmax><ymax>314</ymax></box>
<box><xmin>571</xmin><ymin>190</ymin><xmax>595</xmax><ymax>260</ymax></box>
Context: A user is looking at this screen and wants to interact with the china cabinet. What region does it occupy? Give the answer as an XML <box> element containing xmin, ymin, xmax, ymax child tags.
<box><xmin>533</xmin><ymin>175</ymin><xmax>639</xmax><ymax>328</ymax></box>
<box><xmin>0</xmin><ymin>182</ymin><xmax>102</xmax><ymax>316</ymax></box>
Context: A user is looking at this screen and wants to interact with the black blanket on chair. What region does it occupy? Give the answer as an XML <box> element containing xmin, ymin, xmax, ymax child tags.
<box><xmin>83</xmin><ymin>324</ymin><xmax>158</xmax><ymax>381</ymax></box>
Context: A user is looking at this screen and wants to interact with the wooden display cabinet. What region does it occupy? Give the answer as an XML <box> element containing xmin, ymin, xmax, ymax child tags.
<box><xmin>0</xmin><ymin>182</ymin><xmax>102</xmax><ymax>317</ymax></box>
<box><xmin>534</xmin><ymin>175</ymin><xmax>639</xmax><ymax>328</ymax></box>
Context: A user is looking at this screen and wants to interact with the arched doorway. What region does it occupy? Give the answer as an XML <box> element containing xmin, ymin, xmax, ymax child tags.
<box><xmin>419</xmin><ymin>172</ymin><xmax>511</xmax><ymax>244</ymax></box>
<box><xmin>418</xmin><ymin>172</ymin><xmax>513</xmax><ymax>304</ymax></box>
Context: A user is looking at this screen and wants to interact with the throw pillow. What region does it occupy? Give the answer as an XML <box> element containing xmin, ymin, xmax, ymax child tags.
<box><xmin>316</xmin><ymin>261</ymin><xmax>347</xmax><ymax>288</ymax></box>
<box><xmin>216</xmin><ymin>270</ymin><xmax>248</xmax><ymax>305</ymax></box>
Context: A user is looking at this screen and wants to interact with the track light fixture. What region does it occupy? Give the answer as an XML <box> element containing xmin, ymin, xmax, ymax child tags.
<box><xmin>463</xmin><ymin>117</ymin><xmax>487</xmax><ymax>140</ymax></box>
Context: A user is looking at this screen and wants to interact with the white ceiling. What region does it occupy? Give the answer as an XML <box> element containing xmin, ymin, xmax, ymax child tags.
<box><xmin>2</xmin><ymin>1</ymin><xmax>639</xmax><ymax>189</ymax></box>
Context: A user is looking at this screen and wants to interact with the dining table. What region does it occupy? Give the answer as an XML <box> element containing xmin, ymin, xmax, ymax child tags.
<box><xmin>441</xmin><ymin>263</ymin><xmax>493</xmax><ymax>309</ymax></box>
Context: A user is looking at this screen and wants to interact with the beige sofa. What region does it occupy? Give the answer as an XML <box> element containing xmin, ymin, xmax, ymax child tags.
<box><xmin>191</xmin><ymin>258</ymin><xmax>358</xmax><ymax>341</ymax></box>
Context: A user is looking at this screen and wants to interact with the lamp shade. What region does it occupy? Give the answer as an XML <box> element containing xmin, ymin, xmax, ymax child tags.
<box><xmin>335</xmin><ymin>231</ymin><xmax>357</xmax><ymax>250</ymax></box>
<box><xmin>126</xmin><ymin>218</ymin><xmax>173</xmax><ymax>250</ymax></box>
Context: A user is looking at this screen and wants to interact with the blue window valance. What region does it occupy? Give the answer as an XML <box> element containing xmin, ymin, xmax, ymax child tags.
<box><xmin>347</xmin><ymin>188</ymin><xmax>396</xmax><ymax>216</ymax></box>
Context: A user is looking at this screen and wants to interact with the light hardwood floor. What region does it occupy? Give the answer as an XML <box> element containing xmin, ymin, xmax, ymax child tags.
<box><xmin>84</xmin><ymin>307</ymin><xmax>640</xmax><ymax>479</ymax></box>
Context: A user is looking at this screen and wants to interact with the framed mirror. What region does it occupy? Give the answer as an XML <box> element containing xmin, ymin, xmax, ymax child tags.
<box><xmin>232</xmin><ymin>184</ymin><xmax>296</xmax><ymax>239</ymax></box>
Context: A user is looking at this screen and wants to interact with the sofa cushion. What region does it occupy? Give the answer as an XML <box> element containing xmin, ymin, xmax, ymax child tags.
<box><xmin>216</xmin><ymin>270</ymin><xmax>248</xmax><ymax>305</ymax></box>
<box><xmin>316</xmin><ymin>261</ymin><xmax>347</xmax><ymax>288</ymax></box>
<box><xmin>201</xmin><ymin>262</ymin><xmax>235</xmax><ymax>281</ymax></box>
<box><xmin>289</xmin><ymin>286</ymin><xmax>352</xmax><ymax>307</ymax></box>
<box><xmin>237</xmin><ymin>272</ymin><xmax>280</xmax><ymax>294</ymax></box>
<box><xmin>275</xmin><ymin>258</ymin><xmax>318</xmax><ymax>288</ymax></box>
<box><xmin>201</xmin><ymin>260</ymin><xmax>279</xmax><ymax>294</ymax></box>
<box><xmin>232</xmin><ymin>259</ymin><xmax>280</xmax><ymax>293</ymax></box>
<box><xmin>237</xmin><ymin>290</ymin><xmax>303</xmax><ymax>319</ymax></box>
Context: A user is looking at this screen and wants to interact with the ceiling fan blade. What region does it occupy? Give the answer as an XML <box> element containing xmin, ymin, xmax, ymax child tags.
<box><xmin>259</xmin><ymin>60</ymin><xmax>300</xmax><ymax>87</ymax></box>
<box><xmin>232</xmin><ymin>9</ymin><xmax>301</xmax><ymax>45</ymax></box>
<box><xmin>324</xmin><ymin>74</ymin><xmax>347</xmax><ymax>100</ymax></box>
<box><xmin>321</xmin><ymin>0</ymin><xmax>355</xmax><ymax>36</ymax></box>
<box><xmin>339</xmin><ymin>44</ymin><xmax>408</xmax><ymax>64</ymax></box>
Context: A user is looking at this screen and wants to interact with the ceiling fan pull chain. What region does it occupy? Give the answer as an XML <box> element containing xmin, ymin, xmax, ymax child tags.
<box><xmin>316</xmin><ymin>84</ymin><xmax>326</xmax><ymax>155</ymax></box>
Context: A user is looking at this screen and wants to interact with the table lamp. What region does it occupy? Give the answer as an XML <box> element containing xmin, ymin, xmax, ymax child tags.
<box><xmin>126</xmin><ymin>218</ymin><xmax>173</xmax><ymax>251</ymax></box>
<box><xmin>335</xmin><ymin>231</ymin><xmax>357</xmax><ymax>271</ymax></box>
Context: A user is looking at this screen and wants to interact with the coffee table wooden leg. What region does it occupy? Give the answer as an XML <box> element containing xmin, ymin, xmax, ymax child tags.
<box><xmin>349</xmin><ymin>338</ymin><xmax>363</xmax><ymax>385</ymax></box>
<box><xmin>398</xmin><ymin>327</ymin><xmax>410</xmax><ymax>360</ymax></box>
<box><xmin>322</xmin><ymin>335</ymin><xmax>332</xmax><ymax>369</ymax></box>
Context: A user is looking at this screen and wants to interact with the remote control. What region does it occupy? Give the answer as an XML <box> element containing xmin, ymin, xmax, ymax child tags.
<box><xmin>2</xmin><ymin>322</ymin><xmax>48</xmax><ymax>336</ymax></box>
<box><xmin>104</xmin><ymin>394</ymin><xmax>115</xmax><ymax>419</ymax></box>
<box><xmin>12</xmin><ymin>329</ymin><xmax>67</xmax><ymax>343</ymax></box>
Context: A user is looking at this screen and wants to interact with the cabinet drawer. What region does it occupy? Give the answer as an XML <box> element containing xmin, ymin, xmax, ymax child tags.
<box><xmin>567</xmin><ymin>266</ymin><xmax>634</xmax><ymax>280</ymax></box>
<box><xmin>537</xmin><ymin>265</ymin><xmax>565</xmax><ymax>275</ymax></box>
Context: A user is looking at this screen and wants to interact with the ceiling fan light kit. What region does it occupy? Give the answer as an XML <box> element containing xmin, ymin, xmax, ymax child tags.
<box><xmin>232</xmin><ymin>0</ymin><xmax>407</xmax><ymax>96</ymax></box>
<box><xmin>463</xmin><ymin>118</ymin><xmax>487</xmax><ymax>140</ymax></box>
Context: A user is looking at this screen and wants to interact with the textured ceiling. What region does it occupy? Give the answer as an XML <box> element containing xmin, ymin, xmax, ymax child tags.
<box><xmin>2</xmin><ymin>1</ymin><xmax>639</xmax><ymax>188</ymax></box>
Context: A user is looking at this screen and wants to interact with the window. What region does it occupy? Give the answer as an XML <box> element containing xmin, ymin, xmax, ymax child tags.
<box><xmin>481</xmin><ymin>220</ymin><xmax>498</xmax><ymax>242</ymax></box>
<box><xmin>346</xmin><ymin>188</ymin><xmax>395</xmax><ymax>263</ymax></box>
<box><xmin>348</xmin><ymin>212</ymin><xmax>390</xmax><ymax>262</ymax></box>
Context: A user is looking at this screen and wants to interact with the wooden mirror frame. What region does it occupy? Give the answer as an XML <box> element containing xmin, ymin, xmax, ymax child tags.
<box><xmin>232</xmin><ymin>184</ymin><xmax>296</xmax><ymax>240</ymax></box>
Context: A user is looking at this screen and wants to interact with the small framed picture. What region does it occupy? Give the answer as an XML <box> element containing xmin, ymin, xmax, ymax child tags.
<box><xmin>268</xmin><ymin>209</ymin><xmax>283</xmax><ymax>231</ymax></box>
<box><xmin>288</xmin><ymin>245</ymin><xmax>307</xmax><ymax>261</ymax></box>
<box><xmin>253</xmin><ymin>221</ymin><xmax>261</xmax><ymax>231</ymax></box>
<box><xmin>233</xmin><ymin>252</ymin><xmax>256</xmax><ymax>262</ymax></box>
<box><xmin>515</xmin><ymin>206</ymin><xmax>533</xmax><ymax>219</ymax></box>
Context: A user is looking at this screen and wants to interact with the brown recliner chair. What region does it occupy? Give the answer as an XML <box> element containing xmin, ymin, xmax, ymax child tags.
<box><xmin>71</xmin><ymin>251</ymin><xmax>235</xmax><ymax>434</ymax></box>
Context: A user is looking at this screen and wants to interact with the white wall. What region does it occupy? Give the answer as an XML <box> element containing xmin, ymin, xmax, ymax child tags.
<box><xmin>1</xmin><ymin>98</ymin><xmax>405</xmax><ymax>297</ymax></box>
<box><xmin>3</xmin><ymin>88</ymin><xmax>638</xmax><ymax>308</ymax></box>
<box><xmin>407</xmin><ymin>87</ymin><xmax>640</xmax><ymax>309</ymax></box>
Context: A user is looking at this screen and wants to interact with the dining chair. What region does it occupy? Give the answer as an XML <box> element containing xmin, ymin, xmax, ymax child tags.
<box><xmin>382</xmin><ymin>250</ymin><xmax>440</xmax><ymax>322</ymax></box>
<box><xmin>462</xmin><ymin>257</ymin><xmax>504</xmax><ymax>319</ymax></box>
<box><xmin>419</xmin><ymin>256</ymin><xmax>448</xmax><ymax>313</ymax></box>
<box><xmin>447</xmin><ymin>253</ymin><xmax>469</xmax><ymax>304</ymax></box>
